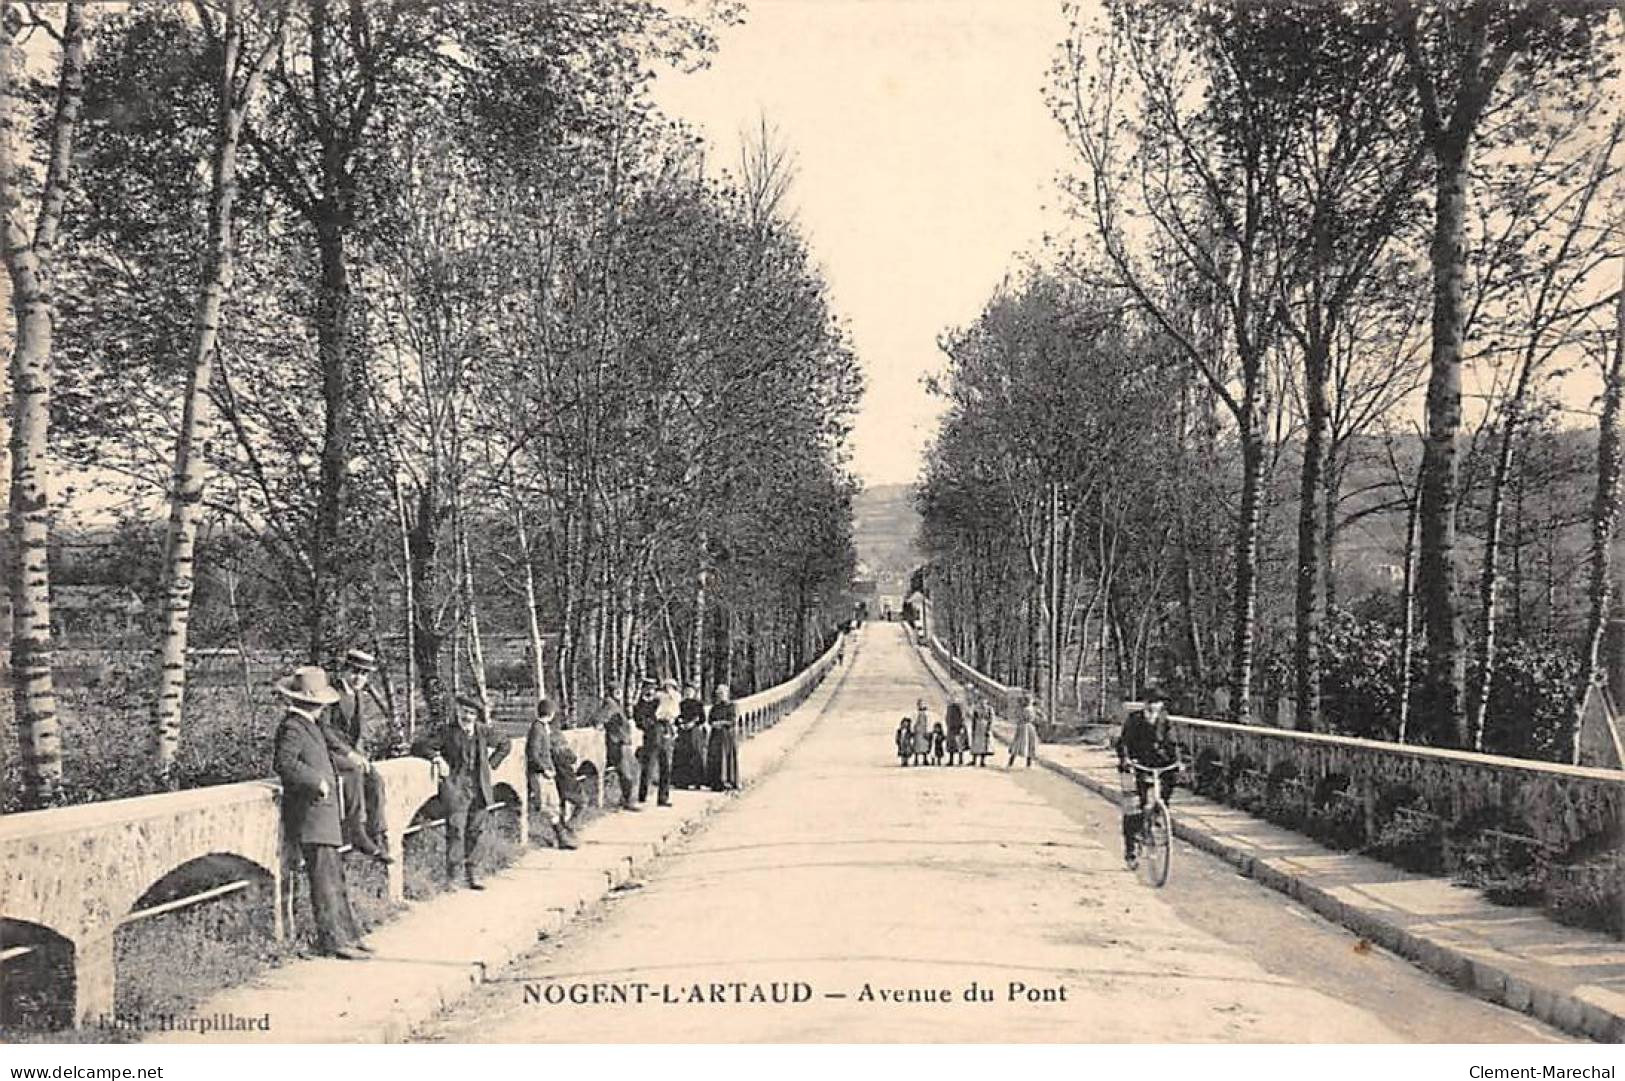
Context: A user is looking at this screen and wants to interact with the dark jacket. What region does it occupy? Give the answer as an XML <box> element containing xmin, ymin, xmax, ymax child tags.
<box><xmin>1117</xmin><ymin>708</ymin><xmax>1177</xmax><ymax>769</ymax></box>
<box><xmin>525</xmin><ymin>718</ymin><xmax>555</xmax><ymax>776</ymax></box>
<box><xmin>333</xmin><ymin>682</ymin><xmax>368</xmax><ymax>750</ymax></box>
<box><xmin>679</xmin><ymin>697</ymin><xmax>706</xmax><ymax>727</ymax></box>
<box><xmin>600</xmin><ymin>699</ymin><xmax>633</xmax><ymax>746</ymax></box>
<box><xmin>634</xmin><ymin>695</ymin><xmax>675</xmax><ymax>747</ymax></box>
<box><xmin>274</xmin><ymin>709</ymin><xmax>343</xmax><ymax>846</ymax></box>
<box><xmin>709</xmin><ymin>701</ymin><xmax>738</xmax><ymax>731</ymax></box>
<box><xmin>945</xmin><ymin>702</ymin><xmax>966</xmax><ymax>734</ymax></box>
<box><xmin>417</xmin><ymin>720</ymin><xmax>509</xmax><ymax>807</ymax></box>
<box><xmin>632</xmin><ymin>695</ymin><xmax>658</xmax><ymax>734</ymax></box>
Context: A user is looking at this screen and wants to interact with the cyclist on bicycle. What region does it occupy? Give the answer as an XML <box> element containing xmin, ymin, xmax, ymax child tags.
<box><xmin>1115</xmin><ymin>686</ymin><xmax>1177</xmax><ymax>868</ymax></box>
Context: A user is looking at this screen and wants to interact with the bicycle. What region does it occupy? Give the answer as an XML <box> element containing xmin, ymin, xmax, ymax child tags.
<box><xmin>1120</xmin><ymin>758</ymin><xmax>1181</xmax><ymax>888</ymax></box>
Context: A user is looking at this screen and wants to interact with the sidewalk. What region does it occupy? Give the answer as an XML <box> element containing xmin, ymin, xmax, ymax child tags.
<box><xmin>149</xmin><ymin>648</ymin><xmax>859</xmax><ymax>1044</ymax></box>
<box><xmin>913</xmin><ymin>644</ymin><xmax>1625</xmax><ymax>1043</ymax></box>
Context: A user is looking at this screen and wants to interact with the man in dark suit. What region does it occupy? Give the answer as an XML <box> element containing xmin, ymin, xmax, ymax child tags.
<box><xmin>416</xmin><ymin>695</ymin><xmax>510</xmax><ymax>890</ymax></box>
<box><xmin>596</xmin><ymin>691</ymin><xmax>641</xmax><ymax>811</ymax></box>
<box><xmin>272</xmin><ymin>666</ymin><xmax>369</xmax><ymax>960</ymax></box>
<box><xmin>324</xmin><ymin>648</ymin><xmax>390</xmax><ymax>862</ymax></box>
<box><xmin>525</xmin><ymin>698</ymin><xmax>580</xmax><ymax>850</ymax></box>
<box><xmin>631</xmin><ymin>679</ymin><xmax>660</xmax><ymax>804</ymax></box>
<box><xmin>638</xmin><ymin>678</ymin><xmax>679</xmax><ymax>806</ymax></box>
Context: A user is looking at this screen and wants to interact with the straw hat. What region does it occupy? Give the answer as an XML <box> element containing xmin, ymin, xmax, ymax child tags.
<box><xmin>342</xmin><ymin>648</ymin><xmax>377</xmax><ymax>673</ymax></box>
<box><xmin>276</xmin><ymin>665</ymin><xmax>341</xmax><ymax>707</ymax></box>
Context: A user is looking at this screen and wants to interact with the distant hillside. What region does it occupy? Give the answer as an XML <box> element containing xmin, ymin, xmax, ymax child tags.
<box><xmin>852</xmin><ymin>482</ymin><xmax>922</xmax><ymax>597</ymax></box>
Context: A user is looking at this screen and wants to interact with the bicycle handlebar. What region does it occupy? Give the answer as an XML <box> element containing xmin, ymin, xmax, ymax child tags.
<box><xmin>1124</xmin><ymin>759</ymin><xmax>1181</xmax><ymax>776</ymax></box>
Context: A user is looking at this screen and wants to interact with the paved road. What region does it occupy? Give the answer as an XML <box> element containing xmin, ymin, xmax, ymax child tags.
<box><xmin>423</xmin><ymin>624</ymin><xmax>1566</xmax><ymax>1043</ymax></box>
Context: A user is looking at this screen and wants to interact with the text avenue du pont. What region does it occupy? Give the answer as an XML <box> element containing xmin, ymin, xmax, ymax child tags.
<box><xmin>522</xmin><ymin>980</ymin><xmax>1067</xmax><ymax>1006</ymax></box>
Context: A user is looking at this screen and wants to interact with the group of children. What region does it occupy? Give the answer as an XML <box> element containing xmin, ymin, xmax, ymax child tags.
<box><xmin>895</xmin><ymin>695</ymin><xmax>994</xmax><ymax>767</ymax></box>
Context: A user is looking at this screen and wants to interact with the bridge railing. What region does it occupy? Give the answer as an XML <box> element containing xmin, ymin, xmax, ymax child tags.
<box><xmin>0</xmin><ymin>631</ymin><xmax>845</xmax><ymax>1029</ymax></box>
<box><xmin>922</xmin><ymin>631</ymin><xmax>1623</xmax><ymax>937</ymax></box>
<box><xmin>924</xmin><ymin>632</ymin><xmax>1025</xmax><ymax>718</ymax></box>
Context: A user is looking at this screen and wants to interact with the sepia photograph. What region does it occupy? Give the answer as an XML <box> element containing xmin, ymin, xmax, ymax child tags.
<box><xmin>0</xmin><ymin>0</ymin><xmax>1622</xmax><ymax>1061</ymax></box>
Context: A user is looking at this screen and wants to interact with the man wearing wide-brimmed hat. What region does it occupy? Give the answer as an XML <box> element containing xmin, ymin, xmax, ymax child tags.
<box><xmin>414</xmin><ymin>694</ymin><xmax>510</xmax><ymax>890</ymax></box>
<box><xmin>324</xmin><ymin>648</ymin><xmax>390</xmax><ymax>862</ymax></box>
<box><xmin>272</xmin><ymin>665</ymin><xmax>369</xmax><ymax>960</ymax></box>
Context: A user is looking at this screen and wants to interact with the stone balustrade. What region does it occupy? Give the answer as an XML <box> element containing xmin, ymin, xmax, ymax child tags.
<box><xmin>923</xmin><ymin>630</ymin><xmax>1623</xmax><ymax>934</ymax></box>
<box><xmin>0</xmin><ymin>632</ymin><xmax>845</xmax><ymax>1027</ymax></box>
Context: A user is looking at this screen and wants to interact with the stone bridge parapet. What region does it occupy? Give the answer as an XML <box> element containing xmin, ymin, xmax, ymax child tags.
<box><xmin>923</xmin><ymin>631</ymin><xmax>1623</xmax><ymax>935</ymax></box>
<box><xmin>0</xmin><ymin>632</ymin><xmax>844</xmax><ymax>1028</ymax></box>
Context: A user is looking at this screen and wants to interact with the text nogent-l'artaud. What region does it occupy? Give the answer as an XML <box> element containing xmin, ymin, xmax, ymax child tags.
<box><xmin>524</xmin><ymin>982</ymin><xmax>814</xmax><ymax>1006</ymax></box>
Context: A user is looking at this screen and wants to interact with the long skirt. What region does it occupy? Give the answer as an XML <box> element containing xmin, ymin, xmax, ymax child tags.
<box><xmin>672</xmin><ymin>724</ymin><xmax>709</xmax><ymax>788</ymax></box>
<box><xmin>708</xmin><ymin>724</ymin><xmax>740</xmax><ymax>790</ymax></box>
<box><xmin>1009</xmin><ymin>721</ymin><xmax>1039</xmax><ymax>759</ymax></box>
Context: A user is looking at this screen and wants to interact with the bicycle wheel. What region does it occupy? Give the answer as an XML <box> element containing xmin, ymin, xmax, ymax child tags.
<box><xmin>1144</xmin><ymin>801</ymin><xmax>1173</xmax><ymax>887</ymax></box>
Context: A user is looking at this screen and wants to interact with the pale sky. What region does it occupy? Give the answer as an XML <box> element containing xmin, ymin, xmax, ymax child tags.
<box><xmin>654</xmin><ymin>0</ymin><xmax>1075</xmax><ymax>487</ymax></box>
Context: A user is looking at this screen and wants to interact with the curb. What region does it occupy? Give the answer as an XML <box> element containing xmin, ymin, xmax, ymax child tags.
<box><xmin>908</xmin><ymin>638</ymin><xmax>1622</xmax><ymax>1044</ymax></box>
<box><xmin>146</xmin><ymin>660</ymin><xmax>847</xmax><ymax>1045</ymax></box>
<box><xmin>391</xmin><ymin>667</ymin><xmax>849</xmax><ymax>1038</ymax></box>
<box><xmin>1035</xmin><ymin>753</ymin><xmax>1622</xmax><ymax>1042</ymax></box>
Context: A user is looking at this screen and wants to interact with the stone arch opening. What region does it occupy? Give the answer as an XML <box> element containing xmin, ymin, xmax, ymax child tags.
<box><xmin>1448</xmin><ymin>805</ymin><xmax>1545</xmax><ymax>903</ymax></box>
<box><xmin>1371</xmin><ymin>783</ymin><xmax>1444</xmax><ymax>873</ymax></box>
<box><xmin>403</xmin><ymin>794</ymin><xmax>450</xmax><ymax>899</ymax></box>
<box><xmin>113</xmin><ymin>853</ymin><xmax>277</xmax><ymax>1020</ymax></box>
<box><xmin>573</xmin><ymin>762</ymin><xmax>601</xmax><ymax>809</ymax></box>
<box><xmin>1263</xmin><ymin>761</ymin><xmax>1306</xmax><ymax>828</ymax></box>
<box><xmin>1227</xmin><ymin>753</ymin><xmax>1266</xmax><ymax>812</ymax></box>
<box><xmin>1192</xmin><ymin>748</ymin><xmax>1226</xmax><ymax>799</ymax></box>
<box><xmin>1306</xmin><ymin>772</ymin><xmax>1364</xmax><ymax>850</ymax></box>
<box><xmin>1</xmin><ymin>919</ymin><xmax>75</xmax><ymax>1033</ymax></box>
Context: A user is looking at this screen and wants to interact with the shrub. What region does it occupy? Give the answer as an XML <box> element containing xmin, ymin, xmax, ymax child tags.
<box><xmin>1451</xmin><ymin>826</ymin><xmax>1546</xmax><ymax>908</ymax></box>
<box><xmin>1261</xmin><ymin>764</ymin><xmax>1306</xmax><ymax>830</ymax></box>
<box><xmin>1478</xmin><ymin>638</ymin><xmax>1578</xmax><ymax>763</ymax></box>
<box><xmin>1230</xmin><ymin>758</ymin><xmax>1268</xmax><ymax>815</ymax></box>
<box><xmin>1544</xmin><ymin>859</ymin><xmax>1624</xmax><ymax>937</ymax></box>
<box><xmin>1369</xmin><ymin>797</ymin><xmax>1444</xmax><ymax>874</ymax></box>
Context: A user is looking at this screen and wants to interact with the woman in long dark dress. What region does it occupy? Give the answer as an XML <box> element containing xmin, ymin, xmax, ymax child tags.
<box><xmin>674</xmin><ymin>684</ymin><xmax>707</xmax><ymax>788</ymax></box>
<box><xmin>707</xmin><ymin>684</ymin><xmax>740</xmax><ymax>791</ymax></box>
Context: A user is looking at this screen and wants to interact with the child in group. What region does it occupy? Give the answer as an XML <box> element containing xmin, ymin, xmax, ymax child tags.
<box><xmin>913</xmin><ymin>700</ymin><xmax>933</xmax><ymax>766</ymax></box>
<box><xmin>930</xmin><ymin>722</ymin><xmax>946</xmax><ymax>766</ymax></box>
<box><xmin>895</xmin><ymin>717</ymin><xmax>914</xmax><ymax>766</ymax></box>
<box><xmin>970</xmin><ymin>700</ymin><xmax>993</xmax><ymax>767</ymax></box>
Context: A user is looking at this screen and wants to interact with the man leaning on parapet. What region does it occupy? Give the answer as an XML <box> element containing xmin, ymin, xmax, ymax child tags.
<box><xmin>323</xmin><ymin>648</ymin><xmax>392</xmax><ymax>864</ymax></box>
<box><xmin>414</xmin><ymin>695</ymin><xmax>510</xmax><ymax>891</ymax></box>
<box><xmin>272</xmin><ymin>666</ymin><xmax>373</xmax><ymax>960</ymax></box>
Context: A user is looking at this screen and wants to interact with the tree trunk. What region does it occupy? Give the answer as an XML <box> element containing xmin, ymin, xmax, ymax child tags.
<box><xmin>393</xmin><ymin>480</ymin><xmax>417</xmax><ymax>744</ymax></box>
<box><xmin>456</xmin><ymin>511</ymin><xmax>488</xmax><ymax>711</ymax></box>
<box><xmin>1397</xmin><ymin>470</ymin><xmax>1422</xmax><ymax>744</ymax></box>
<box><xmin>1418</xmin><ymin>142</ymin><xmax>1471</xmax><ymax>746</ymax></box>
<box><xmin>153</xmin><ymin>0</ymin><xmax>263</xmax><ymax>784</ymax></box>
<box><xmin>1469</xmin><ymin>404</ymin><xmax>1521</xmax><ymax>750</ymax></box>
<box><xmin>1294</xmin><ymin>341</ymin><xmax>1329</xmax><ymax>731</ymax></box>
<box><xmin>408</xmin><ymin>484</ymin><xmax>447</xmax><ymax>731</ymax></box>
<box><xmin>1570</xmin><ymin>259</ymin><xmax>1625</xmax><ymax>763</ymax></box>
<box><xmin>688</xmin><ymin>536</ymin><xmax>708</xmax><ymax>692</ymax></box>
<box><xmin>2</xmin><ymin>2</ymin><xmax>86</xmax><ymax>808</ymax></box>
<box><xmin>513</xmin><ymin>503</ymin><xmax>547</xmax><ymax>701</ymax></box>
<box><xmin>1322</xmin><ymin>449</ymin><xmax>1342</xmax><ymax>613</ymax></box>
<box><xmin>307</xmin><ymin>219</ymin><xmax>354</xmax><ymax>663</ymax></box>
<box><xmin>1231</xmin><ymin>417</ymin><xmax>1265</xmax><ymax>723</ymax></box>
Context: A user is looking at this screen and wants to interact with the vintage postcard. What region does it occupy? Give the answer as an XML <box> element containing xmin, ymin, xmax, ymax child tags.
<box><xmin>0</xmin><ymin>0</ymin><xmax>1621</xmax><ymax>1054</ymax></box>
